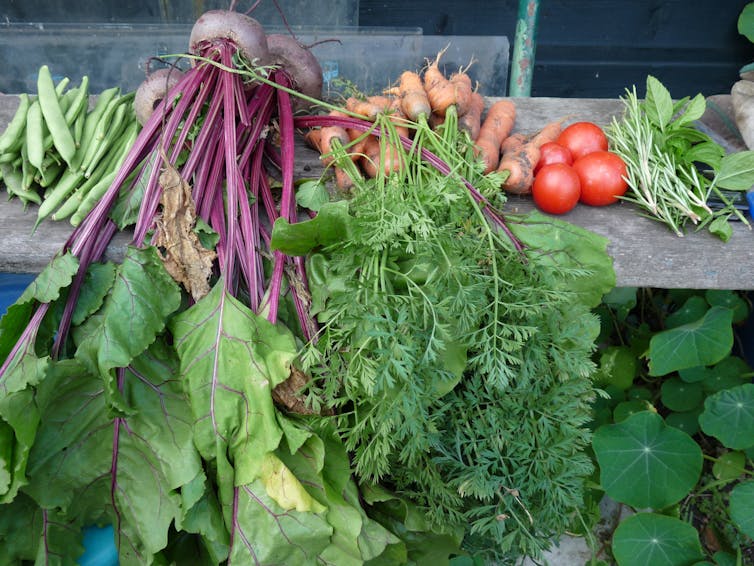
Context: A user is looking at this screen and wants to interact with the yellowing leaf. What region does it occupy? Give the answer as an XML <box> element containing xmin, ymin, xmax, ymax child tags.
<box><xmin>260</xmin><ymin>453</ymin><xmax>326</xmax><ymax>513</ymax></box>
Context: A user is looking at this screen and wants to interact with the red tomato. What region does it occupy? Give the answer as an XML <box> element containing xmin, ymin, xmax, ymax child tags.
<box><xmin>534</xmin><ymin>142</ymin><xmax>573</xmax><ymax>174</ymax></box>
<box><xmin>556</xmin><ymin>122</ymin><xmax>609</xmax><ymax>161</ymax></box>
<box><xmin>572</xmin><ymin>150</ymin><xmax>628</xmax><ymax>206</ymax></box>
<box><xmin>531</xmin><ymin>163</ymin><xmax>581</xmax><ymax>215</ymax></box>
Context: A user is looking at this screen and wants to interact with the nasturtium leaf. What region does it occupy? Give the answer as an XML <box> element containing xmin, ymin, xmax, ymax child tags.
<box><xmin>705</xmin><ymin>290</ymin><xmax>749</xmax><ymax>324</ymax></box>
<box><xmin>665</xmin><ymin>410</ymin><xmax>701</xmax><ymax>436</ymax></box>
<box><xmin>644</xmin><ymin>75</ymin><xmax>674</xmax><ymax>129</ymax></box>
<box><xmin>715</xmin><ymin>150</ymin><xmax>754</xmax><ymax>190</ymax></box>
<box><xmin>712</xmin><ymin>451</ymin><xmax>746</xmax><ymax>481</ymax></box>
<box><xmin>729</xmin><ymin>480</ymin><xmax>754</xmax><ymax>538</ymax></box>
<box><xmin>170</xmin><ymin>280</ymin><xmax>295</xmax><ymax>484</ymax></box>
<box><xmin>75</xmin><ymin>245</ymin><xmax>182</xmax><ymax>414</ymax></box>
<box><xmin>703</xmin><ymin>355</ymin><xmax>751</xmax><ymax>392</ymax></box>
<box><xmin>665</xmin><ymin>296</ymin><xmax>708</xmax><ymax>329</ymax></box>
<box><xmin>626</xmin><ymin>387</ymin><xmax>652</xmax><ymax>402</ymax></box>
<box><xmin>593</xmin><ymin>411</ymin><xmax>702</xmax><ymax>509</ymax></box>
<box><xmin>678</xmin><ymin>365</ymin><xmax>710</xmax><ymax>383</ymax></box>
<box><xmin>613</xmin><ymin>400</ymin><xmax>655</xmax><ymax>423</ymax></box>
<box><xmin>660</xmin><ymin>378</ymin><xmax>703</xmax><ymax>412</ymax></box>
<box><xmin>612</xmin><ymin>513</ymin><xmax>704</xmax><ymax>566</ymax></box>
<box><xmin>596</xmin><ymin>346</ymin><xmax>638</xmax><ymax>390</ymax></box>
<box><xmin>739</xmin><ymin>2</ymin><xmax>754</xmax><ymax>42</ymax></box>
<box><xmin>712</xmin><ymin>551</ymin><xmax>739</xmax><ymax>566</ymax></box>
<box><xmin>271</xmin><ymin>200</ymin><xmax>352</xmax><ymax>256</ymax></box>
<box><xmin>601</xmin><ymin>287</ymin><xmax>637</xmax><ymax>323</ymax></box>
<box><xmin>699</xmin><ymin>384</ymin><xmax>754</xmax><ymax>449</ymax></box>
<box><xmin>648</xmin><ymin>306</ymin><xmax>733</xmax><ymax>376</ymax></box>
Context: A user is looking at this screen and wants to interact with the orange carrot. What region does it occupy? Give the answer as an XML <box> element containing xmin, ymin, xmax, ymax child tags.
<box><xmin>449</xmin><ymin>70</ymin><xmax>473</xmax><ymax>116</ymax></box>
<box><xmin>424</xmin><ymin>48</ymin><xmax>457</xmax><ymax>116</ymax></box>
<box><xmin>498</xmin><ymin>137</ymin><xmax>540</xmax><ymax>195</ymax></box>
<box><xmin>474</xmin><ymin>99</ymin><xmax>516</xmax><ymax>173</ymax></box>
<box><xmin>458</xmin><ymin>91</ymin><xmax>484</xmax><ymax>140</ymax></box>
<box><xmin>500</xmin><ymin>132</ymin><xmax>528</xmax><ymax>154</ymax></box>
<box><xmin>361</xmin><ymin>134</ymin><xmax>403</xmax><ymax>178</ymax></box>
<box><xmin>346</xmin><ymin>95</ymin><xmax>391</xmax><ymax>120</ymax></box>
<box><xmin>429</xmin><ymin>112</ymin><xmax>446</xmax><ymax>130</ymax></box>
<box><xmin>396</xmin><ymin>70</ymin><xmax>431</xmax><ymax>122</ymax></box>
<box><xmin>304</xmin><ymin>128</ymin><xmax>359</xmax><ymax>191</ymax></box>
<box><xmin>529</xmin><ymin>118</ymin><xmax>566</xmax><ymax>149</ymax></box>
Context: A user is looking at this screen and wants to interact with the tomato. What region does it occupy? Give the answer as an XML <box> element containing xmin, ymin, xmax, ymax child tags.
<box><xmin>572</xmin><ymin>150</ymin><xmax>628</xmax><ymax>206</ymax></box>
<box><xmin>556</xmin><ymin>122</ymin><xmax>608</xmax><ymax>161</ymax></box>
<box><xmin>531</xmin><ymin>163</ymin><xmax>581</xmax><ymax>215</ymax></box>
<box><xmin>534</xmin><ymin>142</ymin><xmax>573</xmax><ymax>174</ymax></box>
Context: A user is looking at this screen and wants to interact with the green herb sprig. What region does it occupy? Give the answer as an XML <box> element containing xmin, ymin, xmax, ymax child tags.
<box><xmin>607</xmin><ymin>75</ymin><xmax>754</xmax><ymax>241</ymax></box>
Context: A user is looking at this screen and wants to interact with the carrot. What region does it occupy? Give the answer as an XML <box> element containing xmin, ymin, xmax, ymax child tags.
<box><xmin>304</xmin><ymin>128</ymin><xmax>322</xmax><ymax>152</ymax></box>
<box><xmin>424</xmin><ymin>48</ymin><xmax>457</xmax><ymax>117</ymax></box>
<box><xmin>429</xmin><ymin>112</ymin><xmax>446</xmax><ymax>130</ymax></box>
<box><xmin>346</xmin><ymin>95</ymin><xmax>391</xmax><ymax>120</ymax></box>
<box><xmin>449</xmin><ymin>70</ymin><xmax>473</xmax><ymax>116</ymax></box>
<box><xmin>304</xmin><ymin>127</ymin><xmax>359</xmax><ymax>191</ymax></box>
<box><xmin>474</xmin><ymin>99</ymin><xmax>516</xmax><ymax>173</ymax></box>
<box><xmin>500</xmin><ymin>132</ymin><xmax>527</xmax><ymax>154</ymax></box>
<box><xmin>529</xmin><ymin>118</ymin><xmax>567</xmax><ymax>149</ymax></box>
<box><xmin>498</xmin><ymin>136</ymin><xmax>540</xmax><ymax>195</ymax></box>
<box><xmin>396</xmin><ymin>70</ymin><xmax>431</xmax><ymax>122</ymax></box>
<box><xmin>458</xmin><ymin>91</ymin><xmax>484</xmax><ymax>140</ymax></box>
<box><xmin>361</xmin><ymin>134</ymin><xmax>403</xmax><ymax>178</ymax></box>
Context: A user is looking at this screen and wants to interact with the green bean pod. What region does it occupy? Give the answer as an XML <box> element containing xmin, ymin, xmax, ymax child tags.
<box><xmin>25</xmin><ymin>100</ymin><xmax>46</xmax><ymax>171</ymax></box>
<box><xmin>37</xmin><ymin>65</ymin><xmax>76</xmax><ymax>168</ymax></box>
<box><xmin>1</xmin><ymin>163</ymin><xmax>41</xmax><ymax>206</ymax></box>
<box><xmin>35</xmin><ymin>167</ymin><xmax>85</xmax><ymax>223</ymax></box>
<box><xmin>54</xmin><ymin>76</ymin><xmax>70</xmax><ymax>96</ymax></box>
<box><xmin>0</xmin><ymin>93</ymin><xmax>31</xmax><ymax>155</ymax></box>
<box><xmin>72</xmin><ymin>87</ymin><xmax>120</xmax><ymax>171</ymax></box>
<box><xmin>64</xmin><ymin>76</ymin><xmax>90</xmax><ymax>127</ymax></box>
<box><xmin>83</xmin><ymin>102</ymin><xmax>129</xmax><ymax>178</ymax></box>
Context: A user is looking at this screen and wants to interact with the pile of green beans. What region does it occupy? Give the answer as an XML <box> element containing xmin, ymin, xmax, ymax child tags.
<box><xmin>0</xmin><ymin>65</ymin><xmax>140</xmax><ymax>226</ymax></box>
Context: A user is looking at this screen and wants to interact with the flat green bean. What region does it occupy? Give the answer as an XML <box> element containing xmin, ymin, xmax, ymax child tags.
<box><xmin>35</xmin><ymin>167</ymin><xmax>85</xmax><ymax>223</ymax></box>
<box><xmin>37</xmin><ymin>65</ymin><xmax>76</xmax><ymax>167</ymax></box>
<box><xmin>83</xmin><ymin>102</ymin><xmax>128</xmax><ymax>178</ymax></box>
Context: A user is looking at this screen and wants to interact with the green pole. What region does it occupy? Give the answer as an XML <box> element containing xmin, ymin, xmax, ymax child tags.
<box><xmin>508</xmin><ymin>0</ymin><xmax>541</xmax><ymax>97</ymax></box>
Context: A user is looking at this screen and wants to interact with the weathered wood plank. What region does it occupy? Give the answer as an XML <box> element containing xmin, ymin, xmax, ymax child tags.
<box><xmin>0</xmin><ymin>93</ymin><xmax>752</xmax><ymax>289</ymax></box>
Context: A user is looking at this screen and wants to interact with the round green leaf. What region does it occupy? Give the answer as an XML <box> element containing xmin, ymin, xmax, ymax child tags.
<box><xmin>699</xmin><ymin>384</ymin><xmax>754</xmax><ymax>449</ymax></box>
<box><xmin>648</xmin><ymin>306</ymin><xmax>733</xmax><ymax>377</ymax></box>
<box><xmin>612</xmin><ymin>513</ymin><xmax>704</xmax><ymax>566</ymax></box>
<box><xmin>739</xmin><ymin>2</ymin><xmax>754</xmax><ymax>43</ymax></box>
<box><xmin>626</xmin><ymin>387</ymin><xmax>652</xmax><ymax>402</ymax></box>
<box><xmin>712</xmin><ymin>451</ymin><xmax>746</xmax><ymax>481</ymax></box>
<box><xmin>665</xmin><ymin>410</ymin><xmax>700</xmax><ymax>436</ymax></box>
<box><xmin>702</xmin><ymin>356</ymin><xmax>751</xmax><ymax>393</ymax></box>
<box><xmin>705</xmin><ymin>290</ymin><xmax>749</xmax><ymax>324</ymax></box>
<box><xmin>665</xmin><ymin>296</ymin><xmax>708</xmax><ymax>329</ymax></box>
<box><xmin>593</xmin><ymin>411</ymin><xmax>702</xmax><ymax>509</ymax></box>
<box><xmin>660</xmin><ymin>378</ymin><xmax>703</xmax><ymax>412</ymax></box>
<box><xmin>613</xmin><ymin>400</ymin><xmax>655</xmax><ymax>423</ymax></box>
<box><xmin>596</xmin><ymin>346</ymin><xmax>638</xmax><ymax>390</ymax></box>
<box><xmin>729</xmin><ymin>480</ymin><xmax>754</xmax><ymax>538</ymax></box>
<box><xmin>678</xmin><ymin>366</ymin><xmax>710</xmax><ymax>384</ymax></box>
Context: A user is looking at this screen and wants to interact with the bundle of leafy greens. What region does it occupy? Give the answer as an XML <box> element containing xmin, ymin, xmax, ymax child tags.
<box><xmin>0</xmin><ymin>55</ymin><xmax>615</xmax><ymax>563</ymax></box>
<box><xmin>274</xmin><ymin>109</ymin><xmax>616</xmax><ymax>562</ymax></box>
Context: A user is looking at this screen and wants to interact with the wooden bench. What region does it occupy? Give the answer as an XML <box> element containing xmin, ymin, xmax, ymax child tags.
<box><xmin>1</xmin><ymin>94</ymin><xmax>752</xmax><ymax>289</ymax></box>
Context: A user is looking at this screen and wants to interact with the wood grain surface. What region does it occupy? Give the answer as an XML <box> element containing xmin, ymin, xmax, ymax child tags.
<box><xmin>0</xmin><ymin>94</ymin><xmax>752</xmax><ymax>289</ymax></box>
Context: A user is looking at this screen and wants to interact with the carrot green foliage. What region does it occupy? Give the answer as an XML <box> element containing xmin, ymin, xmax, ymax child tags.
<box><xmin>273</xmin><ymin>113</ymin><xmax>616</xmax><ymax>561</ymax></box>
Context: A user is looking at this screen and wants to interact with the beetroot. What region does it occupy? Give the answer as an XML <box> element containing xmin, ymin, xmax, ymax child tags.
<box><xmin>267</xmin><ymin>34</ymin><xmax>323</xmax><ymax>109</ymax></box>
<box><xmin>189</xmin><ymin>9</ymin><xmax>270</xmax><ymax>66</ymax></box>
<box><xmin>133</xmin><ymin>68</ymin><xmax>184</xmax><ymax>126</ymax></box>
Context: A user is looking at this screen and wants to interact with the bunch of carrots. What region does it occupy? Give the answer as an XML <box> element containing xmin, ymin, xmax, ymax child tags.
<box><xmin>305</xmin><ymin>48</ymin><xmax>565</xmax><ymax>195</ymax></box>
